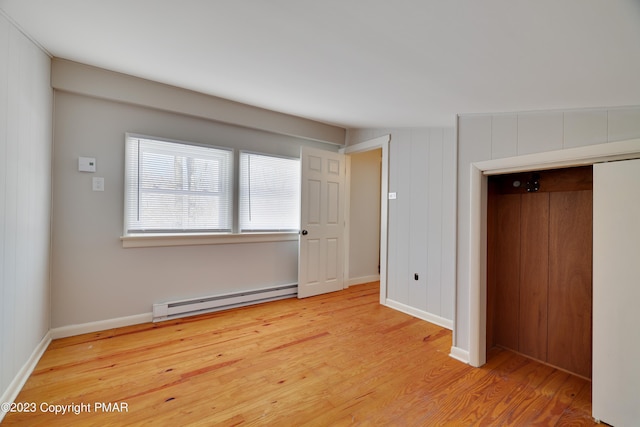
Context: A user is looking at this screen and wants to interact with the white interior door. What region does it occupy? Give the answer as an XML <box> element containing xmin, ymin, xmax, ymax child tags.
<box><xmin>593</xmin><ymin>158</ymin><xmax>640</xmax><ymax>426</ymax></box>
<box><xmin>298</xmin><ymin>147</ymin><xmax>345</xmax><ymax>298</ymax></box>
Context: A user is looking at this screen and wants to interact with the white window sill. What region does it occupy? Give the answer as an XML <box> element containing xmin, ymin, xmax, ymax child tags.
<box><xmin>121</xmin><ymin>232</ymin><xmax>299</xmax><ymax>248</ymax></box>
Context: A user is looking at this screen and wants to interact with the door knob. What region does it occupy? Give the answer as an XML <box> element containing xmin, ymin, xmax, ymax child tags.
<box><xmin>301</xmin><ymin>230</ymin><xmax>308</xmax><ymax>235</ymax></box>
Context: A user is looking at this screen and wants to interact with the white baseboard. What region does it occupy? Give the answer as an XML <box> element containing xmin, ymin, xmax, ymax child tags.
<box><xmin>449</xmin><ymin>346</ymin><xmax>470</xmax><ymax>364</ymax></box>
<box><xmin>384</xmin><ymin>299</ymin><xmax>453</xmax><ymax>330</ymax></box>
<box><xmin>50</xmin><ymin>313</ymin><xmax>152</xmax><ymax>339</ymax></box>
<box><xmin>0</xmin><ymin>331</ymin><xmax>52</xmax><ymax>423</ymax></box>
<box><xmin>346</xmin><ymin>275</ymin><xmax>380</xmax><ymax>287</ymax></box>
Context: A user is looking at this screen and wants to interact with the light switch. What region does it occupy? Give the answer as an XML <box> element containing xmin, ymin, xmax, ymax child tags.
<box><xmin>92</xmin><ymin>177</ymin><xmax>104</xmax><ymax>192</ymax></box>
<box><xmin>79</xmin><ymin>157</ymin><xmax>96</xmax><ymax>172</ymax></box>
<box><xmin>388</xmin><ymin>192</ymin><xmax>397</xmax><ymax>200</ymax></box>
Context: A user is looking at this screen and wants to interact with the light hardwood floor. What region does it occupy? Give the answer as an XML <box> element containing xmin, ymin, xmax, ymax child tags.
<box><xmin>3</xmin><ymin>282</ymin><xmax>597</xmax><ymax>426</ymax></box>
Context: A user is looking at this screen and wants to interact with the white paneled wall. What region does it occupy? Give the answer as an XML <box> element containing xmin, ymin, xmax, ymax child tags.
<box><xmin>516</xmin><ymin>112</ymin><xmax>564</xmax><ymax>155</ymax></box>
<box><xmin>0</xmin><ymin>13</ymin><xmax>52</xmax><ymax>404</ymax></box>
<box><xmin>347</xmin><ymin>127</ymin><xmax>456</xmax><ymax>327</ymax></box>
<box><xmin>455</xmin><ymin>106</ymin><xmax>640</xmax><ymax>354</ymax></box>
<box><xmin>462</xmin><ymin>107</ymin><xmax>640</xmax><ymax>160</ymax></box>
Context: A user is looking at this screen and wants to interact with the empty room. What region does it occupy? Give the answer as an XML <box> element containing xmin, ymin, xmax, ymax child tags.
<box><xmin>1</xmin><ymin>1</ymin><xmax>640</xmax><ymax>425</ymax></box>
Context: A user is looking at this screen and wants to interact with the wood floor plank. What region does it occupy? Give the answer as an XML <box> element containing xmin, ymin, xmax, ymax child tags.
<box><xmin>2</xmin><ymin>282</ymin><xmax>597</xmax><ymax>426</ymax></box>
<box><xmin>508</xmin><ymin>370</ymin><xmax>589</xmax><ymax>426</ymax></box>
<box><xmin>555</xmin><ymin>380</ymin><xmax>597</xmax><ymax>426</ymax></box>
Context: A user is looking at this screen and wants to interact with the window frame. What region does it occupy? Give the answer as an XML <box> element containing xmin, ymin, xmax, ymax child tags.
<box><xmin>121</xmin><ymin>133</ymin><xmax>301</xmax><ymax>248</ymax></box>
<box><xmin>124</xmin><ymin>133</ymin><xmax>234</xmax><ymax>235</ymax></box>
<box><xmin>238</xmin><ymin>150</ymin><xmax>301</xmax><ymax>233</ymax></box>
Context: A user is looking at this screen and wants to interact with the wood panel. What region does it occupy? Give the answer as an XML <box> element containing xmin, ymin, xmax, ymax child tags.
<box><xmin>548</xmin><ymin>190</ymin><xmax>593</xmax><ymax>378</ymax></box>
<box><xmin>408</xmin><ymin>133</ymin><xmax>429</xmax><ymax>312</ymax></box>
<box><xmin>426</xmin><ymin>130</ymin><xmax>444</xmax><ymax>316</ymax></box>
<box><xmin>2</xmin><ymin>282</ymin><xmax>597</xmax><ymax>426</ymax></box>
<box><xmin>494</xmin><ymin>166</ymin><xmax>592</xmax><ymax>195</ymax></box>
<box><xmin>387</xmin><ymin>129</ymin><xmax>412</xmax><ymax>303</ymax></box>
<box><xmin>519</xmin><ymin>192</ymin><xmax>549</xmax><ymax>361</ymax></box>
<box><xmin>439</xmin><ymin>128</ymin><xmax>457</xmax><ymax>321</ymax></box>
<box><xmin>493</xmin><ymin>194</ymin><xmax>521</xmax><ymax>350</ymax></box>
<box><xmin>488</xmin><ymin>166</ymin><xmax>593</xmax><ymax>379</ymax></box>
<box><xmin>563</xmin><ymin>110</ymin><xmax>608</xmax><ymax>148</ymax></box>
<box><xmin>517</xmin><ymin>112</ymin><xmax>564</xmax><ymax>155</ymax></box>
<box><xmin>491</xmin><ymin>113</ymin><xmax>518</xmax><ymax>159</ymax></box>
<box><xmin>0</xmin><ymin>14</ymin><xmax>52</xmax><ymax>402</ymax></box>
<box><xmin>608</xmin><ymin>107</ymin><xmax>640</xmax><ymax>141</ymax></box>
<box><xmin>385</xmin><ymin>128</ymin><xmax>456</xmax><ymax>321</ymax></box>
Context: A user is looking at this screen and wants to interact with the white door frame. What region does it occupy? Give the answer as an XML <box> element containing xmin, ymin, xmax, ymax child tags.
<box><xmin>341</xmin><ymin>135</ymin><xmax>390</xmax><ymax>304</ymax></box>
<box><xmin>467</xmin><ymin>138</ymin><xmax>640</xmax><ymax>367</ymax></box>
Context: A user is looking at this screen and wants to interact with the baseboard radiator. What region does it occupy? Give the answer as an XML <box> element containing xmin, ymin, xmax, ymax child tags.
<box><xmin>152</xmin><ymin>284</ymin><xmax>298</xmax><ymax>322</ymax></box>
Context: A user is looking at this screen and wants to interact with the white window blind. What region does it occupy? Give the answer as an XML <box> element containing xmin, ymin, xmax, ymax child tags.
<box><xmin>125</xmin><ymin>135</ymin><xmax>233</xmax><ymax>234</ymax></box>
<box><xmin>239</xmin><ymin>152</ymin><xmax>300</xmax><ymax>232</ymax></box>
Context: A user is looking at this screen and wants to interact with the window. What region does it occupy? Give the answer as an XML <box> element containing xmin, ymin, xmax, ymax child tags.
<box><xmin>125</xmin><ymin>135</ymin><xmax>233</xmax><ymax>234</ymax></box>
<box><xmin>239</xmin><ymin>152</ymin><xmax>300</xmax><ymax>232</ymax></box>
<box><xmin>124</xmin><ymin>134</ymin><xmax>301</xmax><ymax>239</ymax></box>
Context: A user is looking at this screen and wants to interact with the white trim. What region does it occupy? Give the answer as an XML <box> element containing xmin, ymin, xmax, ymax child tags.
<box><xmin>0</xmin><ymin>332</ymin><xmax>52</xmax><ymax>423</ymax></box>
<box><xmin>468</xmin><ymin>164</ymin><xmax>487</xmax><ymax>367</ymax></box>
<box><xmin>451</xmin><ymin>123</ymin><xmax>459</xmax><ymax>349</ymax></box>
<box><xmin>467</xmin><ymin>138</ymin><xmax>640</xmax><ymax>368</ymax></box>
<box><xmin>346</xmin><ymin>275</ymin><xmax>381</xmax><ymax>287</ymax></box>
<box><xmin>121</xmin><ymin>232</ymin><xmax>298</xmax><ymax>248</ymax></box>
<box><xmin>343</xmin><ymin>135</ymin><xmax>390</xmax><ymax>305</ymax></box>
<box><xmin>449</xmin><ymin>346</ymin><xmax>470</xmax><ymax>364</ymax></box>
<box><xmin>385</xmin><ymin>299</ymin><xmax>453</xmax><ymax>330</ymax></box>
<box><xmin>343</xmin><ymin>154</ymin><xmax>352</xmax><ymax>289</ymax></box>
<box><xmin>50</xmin><ymin>313</ymin><xmax>152</xmax><ymax>340</ymax></box>
<box><xmin>342</xmin><ymin>135</ymin><xmax>390</xmax><ymax>154</ymax></box>
<box><xmin>476</xmin><ymin>137</ymin><xmax>640</xmax><ymax>175</ymax></box>
<box><xmin>379</xmin><ymin>140</ymin><xmax>389</xmax><ymax>305</ymax></box>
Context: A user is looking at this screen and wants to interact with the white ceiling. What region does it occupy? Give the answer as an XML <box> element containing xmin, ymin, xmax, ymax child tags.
<box><xmin>2</xmin><ymin>0</ymin><xmax>640</xmax><ymax>128</ymax></box>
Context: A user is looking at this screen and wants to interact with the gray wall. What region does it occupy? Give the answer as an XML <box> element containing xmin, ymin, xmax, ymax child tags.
<box><xmin>50</xmin><ymin>65</ymin><xmax>342</xmax><ymax>329</ymax></box>
<box><xmin>348</xmin><ymin>149</ymin><xmax>381</xmax><ymax>283</ymax></box>
<box><xmin>347</xmin><ymin>128</ymin><xmax>456</xmax><ymax>326</ymax></box>
<box><xmin>456</xmin><ymin>106</ymin><xmax>640</xmax><ymax>353</ymax></box>
<box><xmin>0</xmin><ymin>14</ymin><xmax>52</xmax><ymax>401</ymax></box>
<box><xmin>52</xmin><ymin>59</ymin><xmax>346</xmax><ymax>146</ymax></box>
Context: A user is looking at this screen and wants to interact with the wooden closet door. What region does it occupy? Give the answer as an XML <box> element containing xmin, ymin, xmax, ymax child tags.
<box><xmin>548</xmin><ymin>190</ymin><xmax>592</xmax><ymax>378</ymax></box>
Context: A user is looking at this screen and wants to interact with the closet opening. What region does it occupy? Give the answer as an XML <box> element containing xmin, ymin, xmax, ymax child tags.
<box><xmin>486</xmin><ymin>165</ymin><xmax>592</xmax><ymax>379</ymax></box>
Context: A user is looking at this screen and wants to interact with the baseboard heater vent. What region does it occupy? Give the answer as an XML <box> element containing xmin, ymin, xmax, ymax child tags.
<box><xmin>152</xmin><ymin>284</ymin><xmax>298</xmax><ymax>322</ymax></box>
